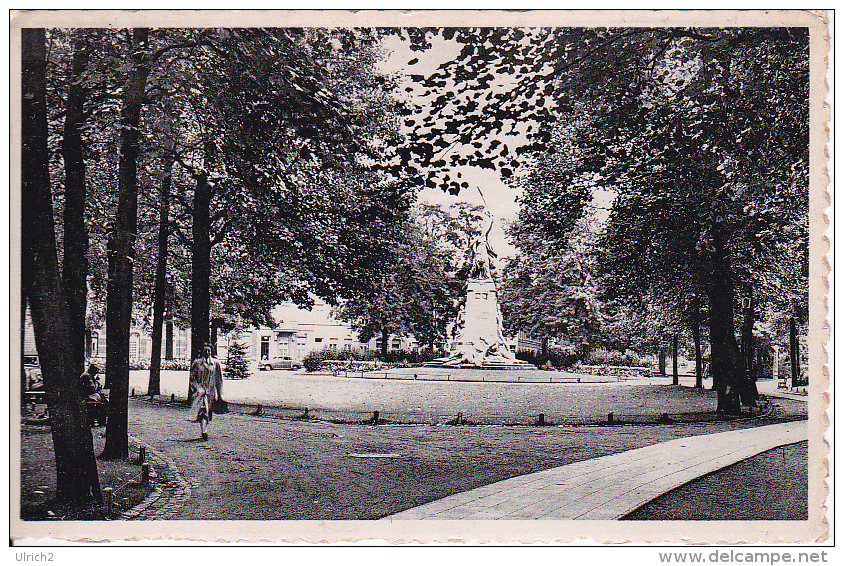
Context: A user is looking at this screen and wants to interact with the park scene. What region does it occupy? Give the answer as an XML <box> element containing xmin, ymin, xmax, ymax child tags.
<box><xmin>18</xmin><ymin>23</ymin><xmax>812</xmax><ymax>527</ymax></box>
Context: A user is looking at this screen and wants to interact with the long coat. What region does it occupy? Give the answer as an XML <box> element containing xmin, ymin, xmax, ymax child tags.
<box><xmin>188</xmin><ymin>356</ymin><xmax>223</xmax><ymax>422</ymax></box>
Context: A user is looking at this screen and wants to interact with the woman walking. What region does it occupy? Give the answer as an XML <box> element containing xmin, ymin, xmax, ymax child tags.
<box><xmin>188</xmin><ymin>343</ymin><xmax>223</xmax><ymax>440</ymax></box>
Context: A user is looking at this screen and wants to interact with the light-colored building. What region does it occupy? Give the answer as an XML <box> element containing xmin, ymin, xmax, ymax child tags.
<box><xmin>24</xmin><ymin>298</ymin><xmax>536</xmax><ymax>366</ymax></box>
<box><xmin>233</xmin><ymin>300</ymin><xmax>419</xmax><ymax>362</ymax></box>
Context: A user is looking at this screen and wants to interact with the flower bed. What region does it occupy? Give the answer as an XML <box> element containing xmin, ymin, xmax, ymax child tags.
<box><xmin>571</xmin><ymin>364</ymin><xmax>653</xmax><ymax>379</ymax></box>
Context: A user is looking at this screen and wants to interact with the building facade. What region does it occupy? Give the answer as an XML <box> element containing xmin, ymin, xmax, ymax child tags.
<box><xmin>24</xmin><ymin>299</ymin><xmax>536</xmax><ymax>366</ymax></box>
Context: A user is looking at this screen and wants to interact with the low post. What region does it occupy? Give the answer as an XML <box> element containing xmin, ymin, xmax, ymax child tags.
<box><xmin>137</xmin><ymin>446</ymin><xmax>146</xmax><ymax>465</ymax></box>
<box><xmin>537</xmin><ymin>413</ymin><xmax>545</xmax><ymax>426</ymax></box>
<box><xmin>171</xmin><ymin>393</ymin><xmax>175</xmax><ymax>403</ymax></box>
<box><xmin>103</xmin><ymin>487</ymin><xmax>113</xmax><ymax>515</ymax></box>
<box><xmin>373</xmin><ymin>410</ymin><xmax>379</xmax><ymax>424</ymax></box>
<box><xmin>141</xmin><ymin>463</ymin><xmax>150</xmax><ymax>485</ymax></box>
<box><xmin>131</xmin><ymin>388</ymin><xmax>135</xmax><ymax>397</ymax></box>
<box><xmin>608</xmin><ymin>412</ymin><xmax>614</xmax><ymax>424</ymax></box>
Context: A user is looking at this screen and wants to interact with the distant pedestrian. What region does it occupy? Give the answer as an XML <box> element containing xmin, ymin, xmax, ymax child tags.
<box><xmin>81</xmin><ymin>363</ymin><xmax>106</xmax><ymax>403</ymax></box>
<box><xmin>188</xmin><ymin>343</ymin><xmax>223</xmax><ymax>441</ymax></box>
<box><xmin>80</xmin><ymin>363</ymin><xmax>108</xmax><ymax>426</ymax></box>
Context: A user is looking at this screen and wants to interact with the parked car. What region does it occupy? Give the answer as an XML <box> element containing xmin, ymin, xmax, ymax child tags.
<box><xmin>259</xmin><ymin>356</ymin><xmax>303</xmax><ymax>371</ymax></box>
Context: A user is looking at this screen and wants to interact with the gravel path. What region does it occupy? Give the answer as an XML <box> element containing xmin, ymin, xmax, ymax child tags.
<box><xmin>130</xmin><ymin>370</ymin><xmax>787</xmax><ymax>425</ymax></box>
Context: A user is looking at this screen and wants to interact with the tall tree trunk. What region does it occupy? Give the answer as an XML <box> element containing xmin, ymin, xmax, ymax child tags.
<box><xmin>103</xmin><ymin>28</ymin><xmax>151</xmax><ymax>459</ymax></box>
<box><xmin>190</xmin><ymin>172</ymin><xmax>212</xmax><ymax>362</ymax></box>
<box><xmin>381</xmin><ymin>326</ymin><xmax>389</xmax><ymax>358</ymax></box>
<box><xmin>707</xmin><ymin>229</ymin><xmax>745</xmax><ymax>415</ymax></box>
<box><xmin>672</xmin><ymin>332</ymin><xmax>679</xmax><ymax>386</ymax></box>
<box><xmin>210</xmin><ymin>323</ymin><xmax>218</xmax><ymax>355</ymax></box>
<box><xmin>22</xmin><ymin>27</ymin><xmax>101</xmax><ymax>502</ymax></box>
<box><xmin>658</xmin><ymin>347</ymin><xmax>666</xmax><ymax>375</ymax></box>
<box><xmin>692</xmin><ymin>296</ymin><xmax>703</xmax><ymax>389</ymax></box>
<box><xmin>541</xmin><ymin>335</ymin><xmax>549</xmax><ymax>360</ymax></box>
<box><xmin>165</xmin><ymin>319</ymin><xmax>174</xmax><ymax>359</ymax></box>
<box><xmin>790</xmin><ymin>314</ymin><xmax>800</xmax><ymax>387</ymax></box>
<box><xmin>147</xmin><ymin>157</ymin><xmax>173</xmax><ymax>397</ymax></box>
<box><xmin>103</xmin><ymin>234</ymin><xmax>116</xmax><ymax>388</ymax></box>
<box><xmin>741</xmin><ymin>292</ymin><xmax>759</xmax><ymax>405</ymax></box>
<box><xmin>61</xmin><ymin>29</ymin><xmax>91</xmax><ymax>378</ymax></box>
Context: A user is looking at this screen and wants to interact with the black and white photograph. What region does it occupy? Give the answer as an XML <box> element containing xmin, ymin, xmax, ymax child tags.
<box><xmin>10</xmin><ymin>9</ymin><xmax>830</xmax><ymax>546</ymax></box>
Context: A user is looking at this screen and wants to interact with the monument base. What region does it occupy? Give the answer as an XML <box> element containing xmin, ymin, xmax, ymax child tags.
<box><xmin>433</xmin><ymin>277</ymin><xmax>537</xmax><ymax>370</ymax></box>
<box><xmin>423</xmin><ymin>358</ymin><xmax>535</xmax><ymax>370</ymax></box>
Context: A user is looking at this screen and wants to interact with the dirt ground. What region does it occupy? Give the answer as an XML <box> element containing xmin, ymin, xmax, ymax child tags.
<box><xmin>130</xmin><ymin>369</ymin><xmax>791</xmax><ymax>425</ymax></box>
<box><xmin>19</xmin><ymin>420</ymin><xmax>153</xmax><ymax>520</ymax></box>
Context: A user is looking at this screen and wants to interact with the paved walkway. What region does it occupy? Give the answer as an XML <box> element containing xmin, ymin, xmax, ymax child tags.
<box><xmin>385</xmin><ymin>420</ymin><xmax>807</xmax><ymax>520</ymax></box>
<box><xmin>756</xmin><ymin>378</ymin><xmax>811</xmax><ymax>402</ymax></box>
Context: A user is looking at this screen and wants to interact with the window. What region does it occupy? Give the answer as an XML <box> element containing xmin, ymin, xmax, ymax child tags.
<box><xmin>89</xmin><ymin>332</ymin><xmax>99</xmax><ymax>358</ymax></box>
<box><xmin>260</xmin><ymin>336</ymin><xmax>270</xmax><ymax>360</ymax></box>
<box><xmin>329</xmin><ymin>338</ymin><xmax>338</xmax><ymax>351</ymax></box>
<box><xmin>129</xmin><ymin>333</ymin><xmax>140</xmax><ymax>362</ymax></box>
<box><xmin>392</xmin><ymin>340</ymin><xmax>401</xmax><ymax>351</ymax></box>
<box><xmin>315</xmin><ymin>337</ymin><xmax>323</xmax><ymax>343</ymax></box>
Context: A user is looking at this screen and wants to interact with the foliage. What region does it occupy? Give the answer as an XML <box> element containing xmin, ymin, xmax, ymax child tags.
<box><xmin>129</xmin><ymin>358</ymin><xmax>191</xmax><ymax>371</ymax></box>
<box><xmin>224</xmin><ymin>342</ymin><xmax>251</xmax><ymax>380</ymax></box>
<box><xmin>302</xmin><ymin>347</ymin><xmax>378</xmax><ymax>372</ymax></box>
<box><xmin>515</xmin><ymin>344</ymin><xmax>589</xmax><ymax>369</ymax></box>
<box><xmin>585</xmin><ymin>348</ymin><xmax>645</xmax><ymax>368</ymax></box>
<box><xmin>378</xmin><ymin>348</ymin><xmax>449</xmax><ymax>365</ymax></box>
<box><xmin>337</xmin><ymin>206</ymin><xmax>457</xmax><ymax>351</ymax></box>
<box><xmin>500</xmin><ymin>214</ymin><xmax>602</xmax><ymax>349</ymax></box>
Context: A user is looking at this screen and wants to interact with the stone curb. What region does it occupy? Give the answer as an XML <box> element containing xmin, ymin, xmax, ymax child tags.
<box><xmin>119</xmin><ymin>436</ymin><xmax>191</xmax><ymax>520</ymax></box>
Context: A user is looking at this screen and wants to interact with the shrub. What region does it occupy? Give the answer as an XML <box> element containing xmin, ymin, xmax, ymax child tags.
<box><xmin>378</xmin><ymin>348</ymin><xmax>448</xmax><ymax>365</ymax></box>
<box><xmin>303</xmin><ymin>348</ymin><xmax>378</xmax><ymax>372</ymax></box>
<box><xmin>516</xmin><ymin>344</ymin><xmax>588</xmax><ymax>369</ymax></box>
<box><xmin>586</xmin><ymin>348</ymin><xmax>644</xmax><ymax>367</ymax></box>
<box><xmin>303</xmin><ymin>347</ymin><xmax>449</xmax><ymax>371</ymax></box>
<box><xmin>162</xmin><ymin>359</ymin><xmax>192</xmax><ymax>371</ymax></box>
<box><xmin>129</xmin><ymin>358</ymin><xmax>191</xmax><ymax>371</ymax></box>
<box><xmin>129</xmin><ymin>359</ymin><xmax>150</xmax><ymax>371</ymax></box>
<box><xmin>225</xmin><ymin>342</ymin><xmax>251</xmax><ymax>380</ymax></box>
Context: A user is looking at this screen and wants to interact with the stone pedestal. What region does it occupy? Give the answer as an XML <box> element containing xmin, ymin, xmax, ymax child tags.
<box><xmin>426</xmin><ymin>278</ymin><xmax>533</xmax><ymax>369</ymax></box>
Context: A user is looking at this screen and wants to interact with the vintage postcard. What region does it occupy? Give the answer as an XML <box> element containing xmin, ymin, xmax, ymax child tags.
<box><xmin>9</xmin><ymin>9</ymin><xmax>830</xmax><ymax>545</ymax></box>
